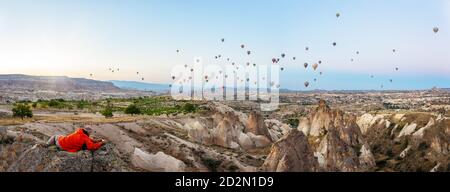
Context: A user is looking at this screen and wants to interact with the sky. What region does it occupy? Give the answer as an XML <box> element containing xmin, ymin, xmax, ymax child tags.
<box><xmin>0</xmin><ymin>0</ymin><xmax>449</xmax><ymax>90</ymax></box>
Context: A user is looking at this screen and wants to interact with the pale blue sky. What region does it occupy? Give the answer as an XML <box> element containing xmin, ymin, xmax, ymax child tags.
<box><xmin>0</xmin><ymin>0</ymin><xmax>448</xmax><ymax>90</ymax></box>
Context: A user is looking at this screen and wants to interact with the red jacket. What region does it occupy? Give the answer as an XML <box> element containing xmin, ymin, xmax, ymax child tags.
<box><xmin>58</xmin><ymin>128</ymin><xmax>103</xmax><ymax>152</ymax></box>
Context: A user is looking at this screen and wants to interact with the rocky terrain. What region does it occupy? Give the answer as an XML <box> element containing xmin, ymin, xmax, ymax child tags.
<box><xmin>1</xmin><ymin>96</ymin><xmax>448</xmax><ymax>172</ymax></box>
<box><xmin>0</xmin><ymin>81</ymin><xmax>449</xmax><ymax>172</ymax></box>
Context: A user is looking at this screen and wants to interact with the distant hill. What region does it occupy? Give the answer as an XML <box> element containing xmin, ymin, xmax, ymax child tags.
<box><xmin>0</xmin><ymin>74</ymin><xmax>121</xmax><ymax>92</ymax></box>
<box><xmin>109</xmin><ymin>80</ymin><xmax>170</xmax><ymax>93</ymax></box>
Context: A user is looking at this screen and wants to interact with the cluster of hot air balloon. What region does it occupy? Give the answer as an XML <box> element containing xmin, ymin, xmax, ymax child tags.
<box><xmin>88</xmin><ymin>10</ymin><xmax>441</xmax><ymax>92</ymax></box>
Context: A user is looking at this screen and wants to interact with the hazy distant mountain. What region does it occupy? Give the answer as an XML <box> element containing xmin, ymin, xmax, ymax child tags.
<box><xmin>0</xmin><ymin>74</ymin><xmax>121</xmax><ymax>92</ymax></box>
<box><xmin>109</xmin><ymin>80</ymin><xmax>170</xmax><ymax>93</ymax></box>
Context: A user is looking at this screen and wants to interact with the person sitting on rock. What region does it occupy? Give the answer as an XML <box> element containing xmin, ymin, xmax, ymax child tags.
<box><xmin>46</xmin><ymin>127</ymin><xmax>105</xmax><ymax>153</ymax></box>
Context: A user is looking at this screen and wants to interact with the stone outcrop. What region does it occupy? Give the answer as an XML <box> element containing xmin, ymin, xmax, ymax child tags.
<box><xmin>246</xmin><ymin>111</ymin><xmax>272</xmax><ymax>141</ymax></box>
<box><xmin>358</xmin><ymin>144</ymin><xmax>376</xmax><ymax>170</ymax></box>
<box><xmin>261</xmin><ymin>129</ymin><xmax>318</xmax><ymax>172</ymax></box>
<box><xmin>356</xmin><ymin>114</ymin><xmax>386</xmax><ymax>134</ymax></box>
<box><xmin>265</xmin><ymin>119</ymin><xmax>291</xmax><ymax>141</ymax></box>
<box><xmin>187</xmin><ymin>102</ymin><xmax>272</xmax><ymax>150</ymax></box>
<box><xmin>315</xmin><ymin>129</ymin><xmax>360</xmax><ymax>172</ymax></box>
<box><xmin>131</xmin><ymin>148</ymin><xmax>186</xmax><ymax>172</ymax></box>
<box><xmin>398</xmin><ymin>123</ymin><xmax>418</xmax><ymax>138</ymax></box>
<box><xmin>298</xmin><ymin>100</ymin><xmax>372</xmax><ymax>171</ymax></box>
<box><xmin>4</xmin><ymin>143</ymin><xmax>128</xmax><ymax>172</ymax></box>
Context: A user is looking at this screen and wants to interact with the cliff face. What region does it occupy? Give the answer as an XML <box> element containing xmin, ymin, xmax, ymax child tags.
<box><xmin>0</xmin><ymin>74</ymin><xmax>121</xmax><ymax>92</ymax></box>
<box><xmin>261</xmin><ymin>129</ymin><xmax>318</xmax><ymax>172</ymax></box>
<box><xmin>293</xmin><ymin>100</ymin><xmax>375</xmax><ymax>171</ymax></box>
<box><xmin>187</xmin><ymin>102</ymin><xmax>272</xmax><ymax>150</ymax></box>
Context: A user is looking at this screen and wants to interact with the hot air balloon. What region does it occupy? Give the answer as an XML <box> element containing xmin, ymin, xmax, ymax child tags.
<box><xmin>112</xmin><ymin>70</ymin><xmax>114</xmax><ymax>73</ymax></box>
<box><xmin>320</xmin><ymin>72</ymin><xmax>323</xmax><ymax>75</ymax></box>
<box><xmin>395</xmin><ymin>67</ymin><xmax>399</xmax><ymax>71</ymax></box>
<box><xmin>232</xmin><ymin>62</ymin><xmax>235</xmax><ymax>65</ymax></box>
<box><xmin>336</xmin><ymin>13</ymin><xmax>340</xmax><ymax>18</ymax></box>
<box><xmin>247</xmin><ymin>50</ymin><xmax>251</xmax><ymax>55</ymax></box>
<box><xmin>246</xmin><ymin>62</ymin><xmax>250</xmax><ymax>66</ymax></box>
<box><xmin>90</xmin><ymin>74</ymin><xmax>93</xmax><ymax>77</ymax></box>
<box><xmin>312</xmin><ymin>63</ymin><xmax>318</xmax><ymax>70</ymax></box>
<box><xmin>221</xmin><ymin>38</ymin><xmax>225</xmax><ymax>42</ymax></box>
<box><xmin>137</xmin><ymin>72</ymin><xmax>140</xmax><ymax>74</ymax></box>
<box><xmin>333</xmin><ymin>42</ymin><xmax>337</xmax><ymax>46</ymax></box>
<box><xmin>305</xmin><ymin>47</ymin><xmax>309</xmax><ymax>51</ymax></box>
<box><xmin>190</xmin><ymin>68</ymin><xmax>194</xmax><ymax>72</ymax></box>
<box><xmin>304</xmin><ymin>63</ymin><xmax>308</xmax><ymax>68</ymax></box>
<box><xmin>281</xmin><ymin>67</ymin><xmax>284</xmax><ymax>71</ymax></box>
<box><xmin>370</xmin><ymin>75</ymin><xmax>374</xmax><ymax>78</ymax></box>
<box><xmin>433</xmin><ymin>27</ymin><xmax>439</xmax><ymax>33</ymax></box>
<box><xmin>304</xmin><ymin>81</ymin><xmax>309</xmax><ymax>87</ymax></box>
<box><xmin>176</xmin><ymin>49</ymin><xmax>180</xmax><ymax>53</ymax></box>
<box><xmin>351</xmin><ymin>58</ymin><xmax>354</xmax><ymax>62</ymax></box>
<box><xmin>314</xmin><ymin>78</ymin><xmax>317</xmax><ymax>82</ymax></box>
<box><xmin>293</xmin><ymin>57</ymin><xmax>296</xmax><ymax>60</ymax></box>
<box><xmin>276</xmin><ymin>58</ymin><xmax>280</xmax><ymax>63</ymax></box>
<box><xmin>272</xmin><ymin>58</ymin><xmax>277</xmax><ymax>63</ymax></box>
<box><xmin>241</xmin><ymin>44</ymin><xmax>245</xmax><ymax>49</ymax></box>
<box><xmin>172</xmin><ymin>76</ymin><xmax>175</xmax><ymax>80</ymax></box>
<box><xmin>356</xmin><ymin>51</ymin><xmax>360</xmax><ymax>54</ymax></box>
<box><xmin>389</xmin><ymin>79</ymin><xmax>393</xmax><ymax>83</ymax></box>
<box><xmin>281</xmin><ymin>53</ymin><xmax>286</xmax><ymax>58</ymax></box>
<box><xmin>318</xmin><ymin>60</ymin><xmax>322</xmax><ymax>64</ymax></box>
<box><xmin>253</xmin><ymin>63</ymin><xmax>256</xmax><ymax>67</ymax></box>
<box><xmin>196</xmin><ymin>59</ymin><xmax>200</xmax><ymax>63</ymax></box>
<box><xmin>393</xmin><ymin>49</ymin><xmax>396</xmax><ymax>53</ymax></box>
<box><xmin>142</xmin><ymin>78</ymin><xmax>145</xmax><ymax>81</ymax></box>
<box><xmin>215</xmin><ymin>56</ymin><xmax>218</xmax><ymax>59</ymax></box>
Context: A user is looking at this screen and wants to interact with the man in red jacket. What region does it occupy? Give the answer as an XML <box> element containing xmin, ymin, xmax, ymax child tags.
<box><xmin>46</xmin><ymin>127</ymin><xmax>105</xmax><ymax>152</ymax></box>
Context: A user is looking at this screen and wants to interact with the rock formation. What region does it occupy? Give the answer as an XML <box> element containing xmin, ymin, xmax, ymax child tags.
<box><xmin>261</xmin><ymin>129</ymin><xmax>318</xmax><ymax>172</ymax></box>
<box><xmin>187</xmin><ymin>102</ymin><xmax>272</xmax><ymax>150</ymax></box>
<box><xmin>131</xmin><ymin>148</ymin><xmax>186</xmax><ymax>172</ymax></box>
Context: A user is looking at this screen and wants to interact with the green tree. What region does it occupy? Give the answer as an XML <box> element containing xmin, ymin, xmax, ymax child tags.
<box><xmin>48</xmin><ymin>99</ymin><xmax>61</xmax><ymax>108</ymax></box>
<box><xmin>77</xmin><ymin>100</ymin><xmax>88</xmax><ymax>109</ymax></box>
<box><xmin>101</xmin><ymin>107</ymin><xmax>113</xmax><ymax>118</ymax></box>
<box><xmin>124</xmin><ymin>104</ymin><xmax>141</xmax><ymax>115</ymax></box>
<box><xmin>12</xmin><ymin>104</ymin><xmax>33</xmax><ymax>119</ymax></box>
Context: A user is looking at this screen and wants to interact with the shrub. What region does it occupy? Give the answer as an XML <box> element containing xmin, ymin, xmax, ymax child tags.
<box><xmin>201</xmin><ymin>157</ymin><xmax>222</xmax><ymax>172</ymax></box>
<box><xmin>101</xmin><ymin>107</ymin><xmax>113</xmax><ymax>118</ymax></box>
<box><xmin>182</xmin><ymin>103</ymin><xmax>197</xmax><ymax>113</ymax></box>
<box><xmin>124</xmin><ymin>104</ymin><xmax>141</xmax><ymax>115</ymax></box>
<box><xmin>12</xmin><ymin>104</ymin><xmax>33</xmax><ymax>119</ymax></box>
<box><xmin>77</xmin><ymin>100</ymin><xmax>89</xmax><ymax>109</ymax></box>
<box><xmin>286</xmin><ymin>118</ymin><xmax>299</xmax><ymax>128</ymax></box>
<box><xmin>48</xmin><ymin>100</ymin><xmax>61</xmax><ymax>108</ymax></box>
